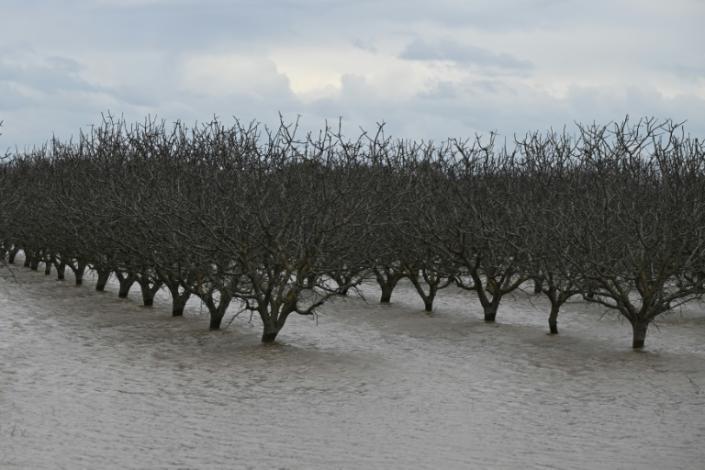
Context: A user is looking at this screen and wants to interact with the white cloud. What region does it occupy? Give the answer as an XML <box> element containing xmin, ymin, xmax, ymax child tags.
<box><xmin>180</xmin><ymin>54</ymin><xmax>292</xmax><ymax>99</ymax></box>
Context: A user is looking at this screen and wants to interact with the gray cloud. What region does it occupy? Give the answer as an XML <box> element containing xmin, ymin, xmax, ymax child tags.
<box><xmin>0</xmin><ymin>0</ymin><xmax>703</xmax><ymax>149</ymax></box>
<box><xmin>0</xmin><ymin>82</ymin><xmax>34</xmax><ymax>111</ymax></box>
<box><xmin>400</xmin><ymin>39</ymin><xmax>532</xmax><ymax>71</ymax></box>
<box><xmin>0</xmin><ymin>53</ymin><xmax>97</xmax><ymax>95</ymax></box>
<box><xmin>297</xmin><ymin>74</ymin><xmax>705</xmax><ymax>142</ymax></box>
<box><xmin>673</xmin><ymin>64</ymin><xmax>705</xmax><ymax>81</ymax></box>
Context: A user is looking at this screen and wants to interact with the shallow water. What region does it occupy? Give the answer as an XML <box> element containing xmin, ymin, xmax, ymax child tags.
<box><xmin>1</xmin><ymin>261</ymin><xmax>704</xmax><ymax>469</ymax></box>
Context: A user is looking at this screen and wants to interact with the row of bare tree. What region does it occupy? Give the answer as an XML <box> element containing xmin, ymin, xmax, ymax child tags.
<box><xmin>1</xmin><ymin>116</ymin><xmax>704</xmax><ymax>348</ymax></box>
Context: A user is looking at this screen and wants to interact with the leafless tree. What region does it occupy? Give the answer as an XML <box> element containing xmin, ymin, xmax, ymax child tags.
<box><xmin>422</xmin><ymin>136</ymin><xmax>527</xmax><ymax>322</ymax></box>
<box><xmin>564</xmin><ymin>118</ymin><xmax>705</xmax><ymax>348</ymax></box>
<box><xmin>229</xmin><ymin>121</ymin><xmax>380</xmax><ymax>342</ymax></box>
<box><xmin>513</xmin><ymin>129</ymin><xmax>584</xmax><ymax>334</ymax></box>
<box><xmin>3</xmin><ymin>114</ymin><xmax>704</xmax><ymax>351</ymax></box>
<box><xmin>395</xmin><ymin>151</ymin><xmax>457</xmax><ymax>312</ymax></box>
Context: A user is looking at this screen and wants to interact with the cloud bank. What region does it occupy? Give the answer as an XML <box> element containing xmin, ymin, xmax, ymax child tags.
<box><xmin>1</xmin><ymin>0</ymin><xmax>703</xmax><ymax>148</ymax></box>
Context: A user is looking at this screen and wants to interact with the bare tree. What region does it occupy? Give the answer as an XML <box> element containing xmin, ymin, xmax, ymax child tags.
<box><xmin>223</xmin><ymin>121</ymin><xmax>383</xmax><ymax>342</ymax></box>
<box><xmin>4</xmin><ymin>114</ymin><xmax>704</xmax><ymax>352</ymax></box>
<box><xmin>566</xmin><ymin>118</ymin><xmax>705</xmax><ymax>348</ymax></box>
<box><xmin>514</xmin><ymin>129</ymin><xmax>584</xmax><ymax>334</ymax></box>
<box><xmin>433</xmin><ymin>136</ymin><xmax>527</xmax><ymax>322</ymax></box>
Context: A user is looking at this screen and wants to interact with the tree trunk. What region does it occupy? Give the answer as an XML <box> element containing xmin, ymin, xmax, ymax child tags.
<box><xmin>205</xmin><ymin>295</ymin><xmax>231</xmax><ymax>330</ymax></box>
<box><xmin>333</xmin><ymin>271</ymin><xmax>364</xmax><ymax>295</ymax></box>
<box><xmin>71</xmin><ymin>261</ymin><xmax>87</xmax><ymax>286</ymax></box>
<box><xmin>304</xmin><ymin>273</ymin><xmax>316</xmax><ymax>288</ymax></box>
<box><xmin>380</xmin><ymin>284</ymin><xmax>394</xmax><ymax>303</ymax></box>
<box><xmin>44</xmin><ymin>260</ymin><xmax>52</xmax><ymax>276</ymax></box>
<box><xmin>409</xmin><ymin>273</ymin><xmax>438</xmax><ymax>313</ymax></box>
<box><xmin>30</xmin><ymin>257</ymin><xmax>40</xmax><ymax>271</ymax></box>
<box><xmin>259</xmin><ymin>306</ymin><xmax>292</xmax><ymax>343</ymax></box>
<box><xmin>7</xmin><ymin>248</ymin><xmax>18</xmax><ymax>264</ymax></box>
<box><xmin>533</xmin><ymin>276</ymin><xmax>544</xmax><ymax>295</ymax></box>
<box><xmin>166</xmin><ymin>283</ymin><xmax>190</xmax><ymax>316</ymax></box>
<box><xmin>24</xmin><ymin>255</ymin><xmax>31</xmax><ymax>268</ymax></box>
<box><xmin>483</xmin><ymin>304</ymin><xmax>498</xmax><ymax>322</ymax></box>
<box><xmin>631</xmin><ymin>320</ymin><xmax>649</xmax><ymax>349</ymax></box>
<box><xmin>338</xmin><ymin>285</ymin><xmax>350</xmax><ymax>296</ymax></box>
<box><xmin>375</xmin><ymin>268</ymin><xmax>402</xmax><ymax>304</ymax></box>
<box><xmin>548</xmin><ymin>303</ymin><xmax>559</xmax><ymax>334</ymax></box>
<box><xmin>117</xmin><ymin>275</ymin><xmax>136</xmax><ymax>298</ymax></box>
<box><xmin>55</xmin><ymin>262</ymin><xmax>66</xmax><ymax>281</ymax></box>
<box><xmin>95</xmin><ymin>269</ymin><xmax>111</xmax><ymax>291</ymax></box>
<box><xmin>261</xmin><ymin>326</ymin><xmax>280</xmax><ymax>343</ymax></box>
<box><xmin>209</xmin><ymin>313</ymin><xmax>224</xmax><ymax>330</ymax></box>
<box><xmin>171</xmin><ymin>293</ymin><xmax>189</xmax><ymax>316</ymax></box>
<box><xmin>424</xmin><ymin>298</ymin><xmax>433</xmax><ymax>312</ymax></box>
<box><xmin>139</xmin><ymin>281</ymin><xmax>153</xmax><ymax>306</ymax></box>
<box><xmin>139</xmin><ymin>280</ymin><xmax>161</xmax><ymax>307</ymax></box>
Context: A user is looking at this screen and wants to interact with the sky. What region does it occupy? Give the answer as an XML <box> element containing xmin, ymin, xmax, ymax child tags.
<box><xmin>1</xmin><ymin>0</ymin><xmax>704</xmax><ymax>149</ymax></box>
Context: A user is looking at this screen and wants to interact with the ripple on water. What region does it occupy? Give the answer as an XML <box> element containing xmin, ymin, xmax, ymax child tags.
<box><xmin>0</xmin><ymin>268</ymin><xmax>704</xmax><ymax>469</ymax></box>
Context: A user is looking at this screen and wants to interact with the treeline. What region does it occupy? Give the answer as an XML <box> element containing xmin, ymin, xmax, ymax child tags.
<box><xmin>1</xmin><ymin>116</ymin><xmax>704</xmax><ymax>348</ymax></box>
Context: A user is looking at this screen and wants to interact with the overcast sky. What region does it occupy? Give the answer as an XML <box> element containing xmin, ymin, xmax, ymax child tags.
<box><xmin>1</xmin><ymin>0</ymin><xmax>704</xmax><ymax>148</ymax></box>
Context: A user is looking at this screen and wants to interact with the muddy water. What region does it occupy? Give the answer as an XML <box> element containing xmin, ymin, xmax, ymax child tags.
<box><xmin>1</xmin><ymin>263</ymin><xmax>704</xmax><ymax>469</ymax></box>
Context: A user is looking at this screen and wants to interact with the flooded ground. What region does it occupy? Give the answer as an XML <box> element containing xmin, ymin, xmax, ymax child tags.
<box><xmin>1</xmin><ymin>259</ymin><xmax>704</xmax><ymax>469</ymax></box>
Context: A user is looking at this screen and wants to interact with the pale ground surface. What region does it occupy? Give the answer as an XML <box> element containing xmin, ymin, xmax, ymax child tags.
<box><xmin>1</xmin><ymin>258</ymin><xmax>704</xmax><ymax>469</ymax></box>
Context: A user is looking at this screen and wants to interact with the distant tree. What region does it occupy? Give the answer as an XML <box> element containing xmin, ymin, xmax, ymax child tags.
<box><xmin>514</xmin><ymin>130</ymin><xmax>583</xmax><ymax>334</ymax></box>
<box><xmin>431</xmin><ymin>136</ymin><xmax>527</xmax><ymax>322</ymax></box>
<box><xmin>3</xmin><ymin>114</ymin><xmax>704</xmax><ymax>351</ymax></box>
<box><xmin>566</xmin><ymin>119</ymin><xmax>705</xmax><ymax>348</ymax></box>
<box><xmin>398</xmin><ymin>152</ymin><xmax>457</xmax><ymax>312</ymax></box>
<box><xmin>232</xmin><ymin>125</ymin><xmax>378</xmax><ymax>342</ymax></box>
